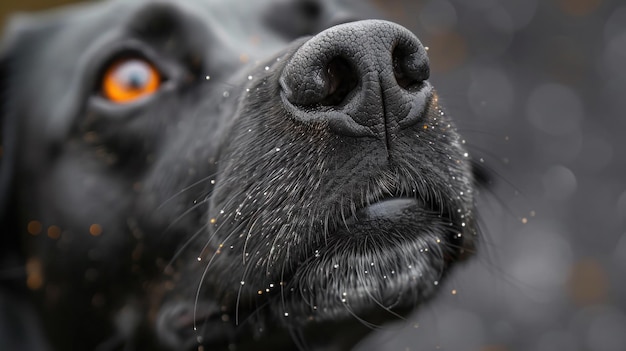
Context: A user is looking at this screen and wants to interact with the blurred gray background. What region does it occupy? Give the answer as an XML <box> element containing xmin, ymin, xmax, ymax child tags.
<box><xmin>2</xmin><ymin>0</ymin><xmax>624</xmax><ymax>350</ymax></box>
<box><xmin>361</xmin><ymin>0</ymin><xmax>626</xmax><ymax>350</ymax></box>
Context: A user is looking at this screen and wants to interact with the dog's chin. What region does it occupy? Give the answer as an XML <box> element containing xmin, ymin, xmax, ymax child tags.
<box><xmin>156</xmin><ymin>199</ymin><xmax>464</xmax><ymax>351</ymax></box>
<box><xmin>275</xmin><ymin>197</ymin><xmax>463</xmax><ymax>324</ymax></box>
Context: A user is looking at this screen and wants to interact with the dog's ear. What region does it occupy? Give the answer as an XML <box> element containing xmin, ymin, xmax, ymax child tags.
<box><xmin>0</xmin><ymin>16</ymin><xmax>55</xmax><ymax>351</ymax></box>
<box><xmin>0</xmin><ymin>14</ymin><xmax>49</xmax><ymax>261</ymax></box>
<box><xmin>0</xmin><ymin>14</ymin><xmax>40</xmax><ymax>234</ymax></box>
<box><xmin>0</xmin><ymin>17</ymin><xmax>24</xmax><ymax>237</ymax></box>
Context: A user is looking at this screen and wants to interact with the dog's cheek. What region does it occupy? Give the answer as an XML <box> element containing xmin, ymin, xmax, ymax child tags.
<box><xmin>20</xmin><ymin>149</ymin><xmax>135</xmax><ymax>272</ymax></box>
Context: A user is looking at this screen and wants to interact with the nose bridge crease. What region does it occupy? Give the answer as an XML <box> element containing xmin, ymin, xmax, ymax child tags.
<box><xmin>380</xmin><ymin>75</ymin><xmax>393</xmax><ymax>157</ymax></box>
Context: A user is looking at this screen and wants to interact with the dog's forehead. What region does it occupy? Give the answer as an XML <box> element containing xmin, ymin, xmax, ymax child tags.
<box><xmin>2</xmin><ymin>0</ymin><xmax>354</xmax><ymax>128</ymax></box>
<box><xmin>1</xmin><ymin>0</ymin><xmax>372</xmax><ymax>95</ymax></box>
<box><xmin>4</xmin><ymin>0</ymin><xmax>360</xmax><ymax>57</ymax></box>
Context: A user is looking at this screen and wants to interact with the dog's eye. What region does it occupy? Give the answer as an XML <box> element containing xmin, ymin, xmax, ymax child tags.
<box><xmin>102</xmin><ymin>58</ymin><xmax>161</xmax><ymax>103</ymax></box>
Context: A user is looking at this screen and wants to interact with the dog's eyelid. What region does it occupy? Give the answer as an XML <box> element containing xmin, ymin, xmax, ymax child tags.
<box><xmin>91</xmin><ymin>40</ymin><xmax>177</xmax><ymax>106</ymax></box>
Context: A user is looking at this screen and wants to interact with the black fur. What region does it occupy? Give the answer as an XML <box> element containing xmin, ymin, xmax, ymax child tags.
<box><xmin>0</xmin><ymin>1</ymin><xmax>479</xmax><ymax>350</ymax></box>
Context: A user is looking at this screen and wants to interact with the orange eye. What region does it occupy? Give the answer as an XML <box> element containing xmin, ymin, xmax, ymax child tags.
<box><xmin>102</xmin><ymin>58</ymin><xmax>161</xmax><ymax>103</ymax></box>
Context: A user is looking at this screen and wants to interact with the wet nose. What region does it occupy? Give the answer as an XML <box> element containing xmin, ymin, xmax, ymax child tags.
<box><xmin>279</xmin><ymin>20</ymin><xmax>432</xmax><ymax>137</ymax></box>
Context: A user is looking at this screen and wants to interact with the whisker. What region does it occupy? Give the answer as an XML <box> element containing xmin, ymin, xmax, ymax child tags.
<box><xmin>279</xmin><ymin>244</ymin><xmax>291</xmax><ymax>317</ymax></box>
<box><xmin>235</xmin><ymin>261</ymin><xmax>253</xmax><ymax>326</ymax></box>
<box><xmin>165</xmin><ymin>223</ymin><xmax>209</xmax><ymax>272</ymax></box>
<box><xmin>341</xmin><ymin>300</ymin><xmax>383</xmax><ymax>330</ymax></box>
<box><xmin>242</xmin><ymin>216</ymin><xmax>261</xmax><ymax>265</ymax></box>
<box><xmin>360</xmin><ymin>275</ymin><xmax>406</xmax><ymax>322</ymax></box>
<box><xmin>286</xmin><ymin>325</ymin><xmax>309</xmax><ymax>351</ymax></box>
<box><xmin>192</xmin><ymin>220</ymin><xmax>247</xmax><ymax>333</ymax></box>
<box><xmin>339</xmin><ymin>196</ymin><xmax>349</xmax><ymax>231</ymax></box>
<box><xmin>156</xmin><ymin>173</ymin><xmax>218</xmax><ymax>211</ymax></box>
<box><xmin>265</xmin><ymin>224</ymin><xmax>290</xmax><ymax>277</ymax></box>
<box><xmin>161</xmin><ymin>198</ymin><xmax>208</xmax><ymax>234</ymax></box>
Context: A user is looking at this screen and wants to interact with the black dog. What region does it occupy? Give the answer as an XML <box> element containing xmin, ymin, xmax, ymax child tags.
<box><xmin>0</xmin><ymin>0</ymin><xmax>480</xmax><ymax>350</ymax></box>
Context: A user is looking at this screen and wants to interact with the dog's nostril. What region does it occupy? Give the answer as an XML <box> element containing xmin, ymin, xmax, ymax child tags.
<box><xmin>392</xmin><ymin>44</ymin><xmax>430</xmax><ymax>90</ymax></box>
<box><xmin>320</xmin><ymin>57</ymin><xmax>358</xmax><ymax>106</ymax></box>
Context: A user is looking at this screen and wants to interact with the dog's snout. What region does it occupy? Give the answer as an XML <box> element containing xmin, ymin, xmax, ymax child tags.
<box><xmin>280</xmin><ymin>20</ymin><xmax>431</xmax><ymax>137</ymax></box>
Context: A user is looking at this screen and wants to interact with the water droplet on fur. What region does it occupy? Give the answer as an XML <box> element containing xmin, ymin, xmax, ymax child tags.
<box><xmin>205</xmin><ymin>75</ymin><xmax>210</xmax><ymax>80</ymax></box>
<box><xmin>197</xmin><ymin>257</ymin><xmax>202</xmax><ymax>261</ymax></box>
<box><xmin>240</xmin><ymin>281</ymin><xmax>245</xmax><ymax>285</ymax></box>
<box><xmin>434</xmin><ymin>281</ymin><xmax>439</xmax><ymax>285</ymax></box>
<box><xmin>223</xmin><ymin>91</ymin><xmax>230</xmax><ymax>98</ymax></box>
<box><xmin>248</xmin><ymin>75</ymin><xmax>253</xmax><ymax>80</ymax></box>
<box><xmin>265</xmin><ymin>66</ymin><xmax>270</xmax><ymax>71</ymax></box>
<box><xmin>284</xmin><ymin>312</ymin><xmax>289</xmax><ymax>317</ymax></box>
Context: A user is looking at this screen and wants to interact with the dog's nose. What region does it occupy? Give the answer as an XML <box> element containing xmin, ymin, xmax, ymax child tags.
<box><xmin>280</xmin><ymin>20</ymin><xmax>431</xmax><ymax>137</ymax></box>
